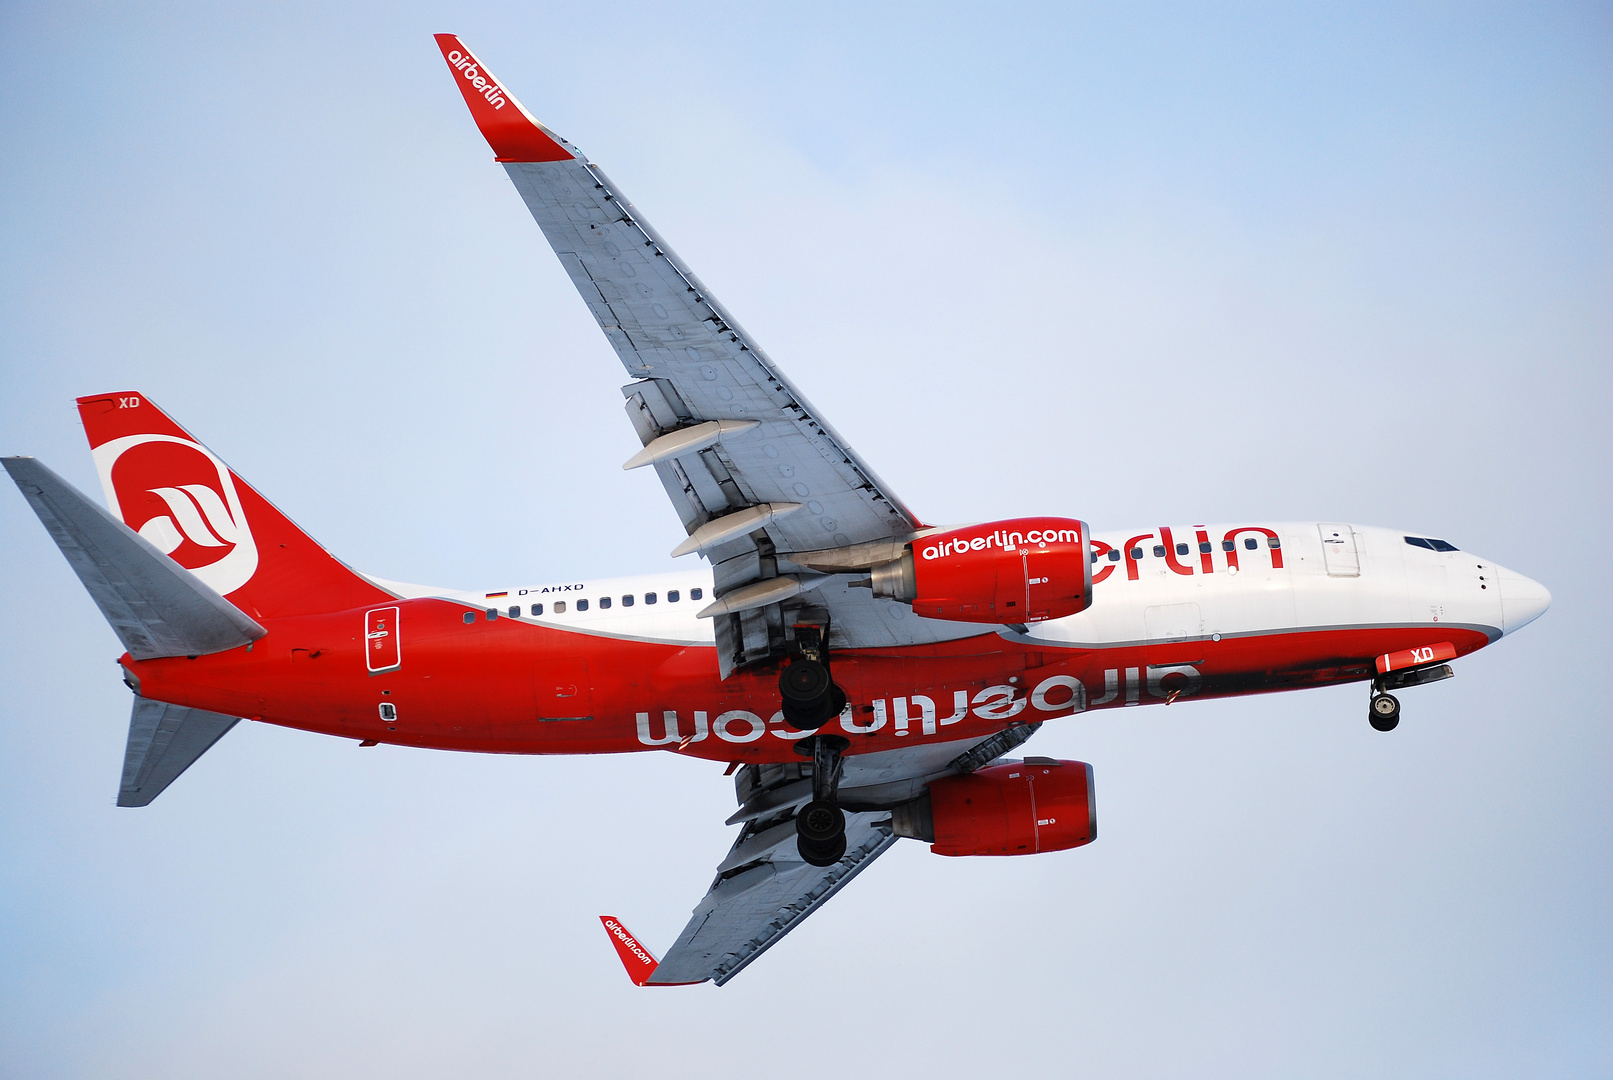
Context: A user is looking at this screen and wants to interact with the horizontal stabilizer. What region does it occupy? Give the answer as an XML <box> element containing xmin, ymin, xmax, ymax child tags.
<box><xmin>120</xmin><ymin>697</ymin><xmax>239</xmax><ymax>807</ymax></box>
<box><xmin>4</xmin><ymin>457</ymin><xmax>266</xmax><ymax>659</ymax></box>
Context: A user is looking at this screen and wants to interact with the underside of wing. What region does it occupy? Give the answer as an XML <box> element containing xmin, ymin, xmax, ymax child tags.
<box><xmin>641</xmin><ymin>722</ymin><xmax>1043</xmax><ymax>984</ymax></box>
<box><xmin>435</xmin><ymin>36</ymin><xmax>983</xmax><ymax>674</ymax></box>
<box><xmin>648</xmin><ymin>810</ymin><xmax>896</xmax><ymax>985</ymax></box>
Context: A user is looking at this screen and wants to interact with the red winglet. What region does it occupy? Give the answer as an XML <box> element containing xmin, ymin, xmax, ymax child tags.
<box><xmin>1376</xmin><ymin>641</ymin><xmax>1457</xmax><ymax>675</ymax></box>
<box><xmin>599</xmin><ymin>916</ymin><xmax>661</xmax><ymax>986</ymax></box>
<box><xmin>598</xmin><ymin>916</ymin><xmax>700</xmax><ymax>987</ymax></box>
<box><xmin>433</xmin><ymin>34</ymin><xmax>573</xmax><ymax>163</ymax></box>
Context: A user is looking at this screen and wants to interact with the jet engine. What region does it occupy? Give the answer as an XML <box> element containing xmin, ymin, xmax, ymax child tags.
<box><xmin>889</xmin><ymin>759</ymin><xmax>1096</xmax><ymax>856</ymax></box>
<box><xmin>868</xmin><ymin>516</ymin><xmax>1092</xmax><ymax>624</ymax></box>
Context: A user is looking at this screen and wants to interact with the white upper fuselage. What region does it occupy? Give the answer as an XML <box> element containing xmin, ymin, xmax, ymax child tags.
<box><xmin>375</xmin><ymin>521</ymin><xmax>1549</xmax><ymax>650</ymax></box>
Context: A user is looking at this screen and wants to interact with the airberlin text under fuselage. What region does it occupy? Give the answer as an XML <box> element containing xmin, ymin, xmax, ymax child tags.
<box><xmin>120</xmin><ymin>521</ymin><xmax>1500</xmax><ymax>763</ymax></box>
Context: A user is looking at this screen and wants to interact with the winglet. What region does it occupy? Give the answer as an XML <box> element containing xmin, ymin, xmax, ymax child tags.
<box><xmin>434</xmin><ymin>35</ymin><xmax>573</xmax><ymax>163</ymax></box>
<box><xmin>598</xmin><ymin>916</ymin><xmax>701</xmax><ymax>987</ymax></box>
<box><xmin>599</xmin><ymin>916</ymin><xmax>661</xmax><ymax>986</ymax></box>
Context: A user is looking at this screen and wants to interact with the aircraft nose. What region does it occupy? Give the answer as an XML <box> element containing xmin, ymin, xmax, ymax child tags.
<box><xmin>1498</xmin><ymin>568</ymin><xmax>1551</xmax><ymax>635</ymax></box>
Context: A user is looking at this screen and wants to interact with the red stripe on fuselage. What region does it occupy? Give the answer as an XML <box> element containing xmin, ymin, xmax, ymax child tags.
<box><xmin>123</xmin><ymin>598</ymin><xmax>1494</xmax><ymax>761</ymax></box>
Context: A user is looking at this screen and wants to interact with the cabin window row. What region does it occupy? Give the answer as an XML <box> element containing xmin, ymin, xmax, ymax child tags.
<box><xmin>1090</xmin><ymin>535</ymin><xmax>1281</xmax><ymax>562</ymax></box>
<box><xmin>462</xmin><ymin>587</ymin><xmax>705</xmax><ymax>623</ymax></box>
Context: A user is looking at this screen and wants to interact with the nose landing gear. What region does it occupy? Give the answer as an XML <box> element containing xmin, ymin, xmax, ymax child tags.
<box><xmin>1369</xmin><ymin>691</ymin><xmax>1401</xmax><ymax>732</ymax></box>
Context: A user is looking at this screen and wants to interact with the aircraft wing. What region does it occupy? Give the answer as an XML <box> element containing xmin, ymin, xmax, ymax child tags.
<box><xmin>648</xmin><ymin>810</ymin><xmax>897</xmax><ymax>985</ymax></box>
<box><xmin>627</xmin><ymin>721</ymin><xmax>1042</xmax><ymax>985</ymax></box>
<box><xmin>436</xmin><ymin>35</ymin><xmax>983</xmax><ymax>673</ymax></box>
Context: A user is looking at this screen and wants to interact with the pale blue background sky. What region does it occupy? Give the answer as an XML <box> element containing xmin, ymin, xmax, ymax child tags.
<box><xmin>2</xmin><ymin>3</ymin><xmax>1609</xmax><ymax>1077</ymax></box>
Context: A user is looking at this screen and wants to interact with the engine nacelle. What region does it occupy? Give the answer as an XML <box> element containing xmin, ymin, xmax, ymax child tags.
<box><xmin>890</xmin><ymin>759</ymin><xmax>1096</xmax><ymax>856</ymax></box>
<box><xmin>869</xmin><ymin>516</ymin><xmax>1092</xmax><ymax>624</ymax></box>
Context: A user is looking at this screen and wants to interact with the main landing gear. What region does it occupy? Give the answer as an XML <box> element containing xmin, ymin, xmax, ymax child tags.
<box><xmin>795</xmin><ymin>733</ymin><xmax>849</xmax><ymax>866</ymax></box>
<box><xmin>780</xmin><ymin>628</ymin><xmax>852</xmax><ymax>866</ymax></box>
<box><xmin>1369</xmin><ymin>691</ymin><xmax>1401</xmax><ymax>732</ymax></box>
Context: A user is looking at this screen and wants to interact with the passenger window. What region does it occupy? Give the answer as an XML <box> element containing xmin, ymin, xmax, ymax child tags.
<box><xmin>1129</xmin><ymin>547</ymin><xmax>1143</xmax><ymax>560</ymax></box>
<box><xmin>463</xmin><ymin>611</ymin><xmax>476</xmax><ymax>624</ymax></box>
<box><xmin>1199</xmin><ymin>542</ymin><xmax>1212</xmax><ymax>554</ymax></box>
<box><xmin>530</xmin><ymin>603</ymin><xmax>543</xmax><ymax>616</ymax></box>
<box><xmin>1222</xmin><ymin>540</ymin><xmax>1235</xmax><ymax>551</ymax></box>
<box><xmin>1108</xmin><ymin>550</ymin><xmax>1120</xmax><ymax>562</ymax></box>
<box><xmin>1268</xmin><ymin>536</ymin><xmax>1281</xmax><ymax>548</ymax></box>
<box><xmin>667</xmin><ymin>590</ymin><xmax>680</xmax><ymax>602</ymax></box>
<box><xmin>599</xmin><ymin>596</ymin><xmax>611</xmax><ymax>609</ymax></box>
<box><xmin>508</xmin><ymin>605</ymin><xmax>519</xmax><ymax>618</ymax></box>
<box><xmin>1175</xmin><ymin>543</ymin><xmax>1189</xmax><ymax>556</ymax></box>
<box><xmin>578</xmin><ymin>599</ymin><xmax>590</xmax><ymax>611</ymax></box>
<box><xmin>485</xmin><ymin>609</ymin><xmax>498</xmax><ymax>620</ymax></box>
<box><xmin>645</xmin><ymin>592</ymin><xmax>657</xmax><ymax>604</ymax></box>
<box><xmin>690</xmin><ymin>588</ymin><xmax>703</xmax><ymax>600</ymax></box>
<box><xmin>554</xmin><ymin>601</ymin><xmax>567</xmax><ymax>613</ymax></box>
<box><xmin>622</xmin><ymin>594</ymin><xmax>634</xmax><ymax>607</ymax></box>
<box><xmin>1089</xmin><ymin>551</ymin><xmax>1099</xmax><ymax>564</ymax></box>
<box><xmin>1152</xmin><ymin>545</ymin><xmax>1166</xmax><ymax>558</ymax></box>
<box><xmin>1244</xmin><ymin>538</ymin><xmax>1258</xmax><ymax>550</ymax></box>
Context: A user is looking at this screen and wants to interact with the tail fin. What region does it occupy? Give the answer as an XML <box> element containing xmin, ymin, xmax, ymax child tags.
<box><xmin>75</xmin><ymin>392</ymin><xmax>390</xmax><ymax>620</ymax></box>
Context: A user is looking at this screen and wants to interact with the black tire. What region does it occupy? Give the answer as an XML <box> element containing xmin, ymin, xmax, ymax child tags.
<box><xmin>780</xmin><ymin>659</ymin><xmax>837</xmax><ymax>729</ymax></box>
<box><xmin>780</xmin><ymin>660</ymin><xmax>831</xmax><ymax>706</ymax></box>
<box><xmin>1369</xmin><ymin>693</ymin><xmax>1401</xmax><ymax>731</ymax></box>
<box><xmin>797</xmin><ymin>831</ymin><xmax>847</xmax><ymax>867</ymax></box>
<box><xmin>795</xmin><ymin>799</ymin><xmax>845</xmax><ymax>845</ymax></box>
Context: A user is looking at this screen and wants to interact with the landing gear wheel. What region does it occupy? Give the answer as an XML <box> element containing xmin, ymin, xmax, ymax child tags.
<box><xmin>797</xmin><ymin>831</ymin><xmax>847</xmax><ymax>867</ymax></box>
<box><xmin>1369</xmin><ymin>692</ymin><xmax>1401</xmax><ymax>731</ymax></box>
<box><xmin>781</xmin><ymin>659</ymin><xmax>837</xmax><ymax>729</ymax></box>
<box><xmin>796</xmin><ymin>798</ymin><xmax>847</xmax><ymax>866</ymax></box>
<box><xmin>795</xmin><ymin>799</ymin><xmax>845</xmax><ymax>845</ymax></box>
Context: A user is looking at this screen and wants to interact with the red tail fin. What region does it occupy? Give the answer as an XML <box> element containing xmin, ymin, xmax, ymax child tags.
<box><xmin>77</xmin><ymin>392</ymin><xmax>390</xmax><ymax>621</ymax></box>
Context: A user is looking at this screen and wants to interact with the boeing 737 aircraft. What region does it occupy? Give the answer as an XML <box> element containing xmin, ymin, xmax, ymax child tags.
<box><xmin>4</xmin><ymin>35</ymin><xmax>1551</xmax><ymax>987</ymax></box>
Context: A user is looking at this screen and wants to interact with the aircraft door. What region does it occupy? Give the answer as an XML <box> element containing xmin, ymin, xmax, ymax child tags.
<box><xmin>365</xmin><ymin>606</ymin><xmax>401</xmax><ymax>673</ymax></box>
<box><xmin>1319</xmin><ymin>524</ymin><xmax>1361</xmax><ymax>577</ymax></box>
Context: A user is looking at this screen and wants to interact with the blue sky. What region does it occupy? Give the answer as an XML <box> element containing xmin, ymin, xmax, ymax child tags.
<box><xmin>2</xmin><ymin>3</ymin><xmax>1609</xmax><ymax>1077</ymax></box>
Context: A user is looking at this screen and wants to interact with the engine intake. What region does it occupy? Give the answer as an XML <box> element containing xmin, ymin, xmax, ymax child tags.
<box><xmin>891</xmin><ymin>758</ymin><xmax>1096</xmax><ymax>856</ymax></box>
<box><xmin>870</xmin><ymin>516</ymin><xmax>1092</xmax><ymax>624</ymax></box>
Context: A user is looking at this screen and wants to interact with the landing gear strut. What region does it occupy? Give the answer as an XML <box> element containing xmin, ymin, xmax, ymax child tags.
<box><xmin>795</xmin><ymin>733</ymin><xmax>849</xmax><ymax>866</ymax></box>
<box><xmin>1369</xmin><ymin>691</ymin><xmax>1401</xmax><ymax>732</ymax></box>
<box><xmin>782</xmin><ymin>627</ymin><xmax>851</xmax><ymax>865</ymax></box>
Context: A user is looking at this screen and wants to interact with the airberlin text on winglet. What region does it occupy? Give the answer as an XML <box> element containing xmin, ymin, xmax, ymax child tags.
<box><xmin>444</xmin><ymin>48</ymin><xmax>508</xmax><ymax>109</ymax></box>
<box><xmin>599</xmin><ymin>916</ymin><xmax>700</xmax><ymax>987</ymax></box>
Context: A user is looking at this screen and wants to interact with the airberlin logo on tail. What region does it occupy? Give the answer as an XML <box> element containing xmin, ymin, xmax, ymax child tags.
<box><xmin>446</xmin><ymin>50</ymin><xmax>508</xmax><ymax>110</ymax></box>
<box><xmin>90</xmin><ymin>434</ymin><xmax>259</xmax><ymax>596</ymax></box>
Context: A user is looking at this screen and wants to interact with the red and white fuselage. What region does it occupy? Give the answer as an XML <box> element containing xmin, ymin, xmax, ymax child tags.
<box><xmin>123</xmin><ymin>520</ymin><xmax>1547</xmax><ymax>763</ymax></box>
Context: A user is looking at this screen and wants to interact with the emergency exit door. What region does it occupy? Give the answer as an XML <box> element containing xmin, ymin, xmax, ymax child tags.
<box><xmin>365</xmin><ymin>607</ymin><xmax>401</xmax><ymax>673</ymax></box>
<box><xmin>1318</xmin><ymin>524</ymin><xmax>1360</xmax><ymax>577</ymax></box>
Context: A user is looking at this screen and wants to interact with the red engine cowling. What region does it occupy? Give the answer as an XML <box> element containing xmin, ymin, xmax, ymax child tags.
<box><xmin>891</xmin><ymin>759</ymin><xmax>1097</xmax><ymax>856</ymax></box>
<box><xmin>869</xmin><ymin>516</ymin><xmax>1092</xmax><ymax>624</ymax></box>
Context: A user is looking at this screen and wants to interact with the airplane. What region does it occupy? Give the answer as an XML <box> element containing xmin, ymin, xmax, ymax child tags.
<box><xmin>3</xmin><ymin>34</ymin><xmax>1551</xmax><ymax>988</ymax></box>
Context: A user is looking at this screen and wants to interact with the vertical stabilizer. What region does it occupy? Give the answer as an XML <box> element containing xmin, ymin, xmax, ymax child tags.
<box><xmin>75</xmin><ymin>393</ymin><xmax>391</xmax><ymax>620</ymax></box>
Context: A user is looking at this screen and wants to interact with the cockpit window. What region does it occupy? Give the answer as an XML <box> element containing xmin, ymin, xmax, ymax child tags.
<box><xmin>1405</xmin><ymin>536</ymin><xmax>1459</xmax><ymax>552</ymax></box>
